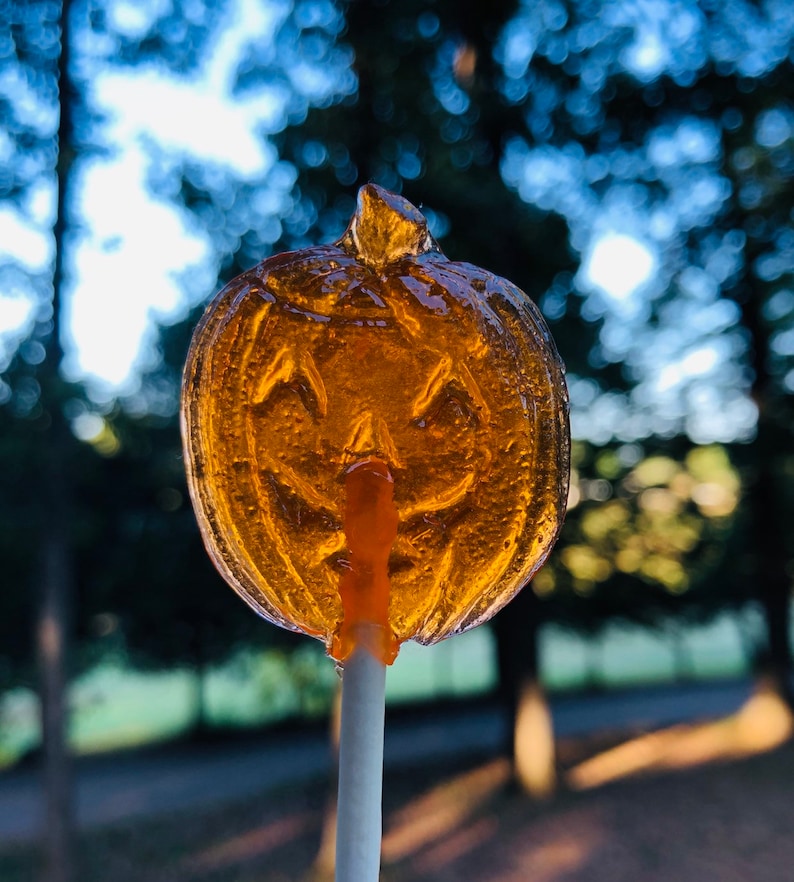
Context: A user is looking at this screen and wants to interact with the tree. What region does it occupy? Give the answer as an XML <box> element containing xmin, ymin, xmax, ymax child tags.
<box><xmin>3</xmin><ymin>2</ymin><xmax>83</xmax><ymax>877</ymax></box>
<box><xmin>0</xmin><ymin>3</ymin><xmax>238</xmax><ymax>877</ymax></box>
<box><xmin>543</xmin><ymin>440</ymin><xmax>743</xmax><ymax>622</ymax></box>
<box><xmin>203</xmin><ymin>0</ymin><xmax>794</xmax><ymax>777</ymax></box>
<box><xmin>501</xmin><ymin>0</ymin><xmax>794</xmax><ymax>698</ymax></box>
<box><xmin>2</xmin><ymin>0</ymin><xmax>383</xmax><ymax>743</ymax></box>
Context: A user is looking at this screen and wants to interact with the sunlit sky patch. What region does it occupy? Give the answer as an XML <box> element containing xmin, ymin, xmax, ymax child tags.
<box><xmin>0</xmin><ymin>202</ymin><xmax>53</xmax><ymax>366</ymax></box>
<box><xmin>656</xmin><ymin>346</ymin><xmax>719</xmax><ymax>393</ymax></box>
<box><xmin>59</xmin><ymin>0</ymin><xmax>296</xmax><ymax>391</ymax></box>
<box><xmin>62</xmin><ymin>144</ymin><xmax>208</xmax><ymax>388</ymax></box>
<box><xmin>581</xmin><ymin>233</ymin><xmax>657</xmax><ymax>302</ymax></box>
<box><xmin>0</xmin><ymin>207</ymin><xmax>52</xmax><ymax>269</ymax></box>
<box><xmin>94</xmin><ymin>0</ymin><xmax>286</xmax><ymax>178</ymax></box>
<box><xmin>0</xmin><ymin>292</ymin><xmax>35</xmax><ymax>345</ymax></box>
<box><xmin>106</xmin><ymin>0</ymin><xmax>173</xmax><ymax>40</ymax></box>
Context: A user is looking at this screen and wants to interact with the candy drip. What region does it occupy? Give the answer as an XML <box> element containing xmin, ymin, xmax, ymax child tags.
<box><xmin>332</xmin><ymin>457</ymin><xmax>399</xmax><ymax>664</ymax></box>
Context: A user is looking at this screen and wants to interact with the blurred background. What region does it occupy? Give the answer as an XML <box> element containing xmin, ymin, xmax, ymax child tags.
<box><xmin>1</xmin><ymin>0</ymin><xmax>793</xmax><ymax>880</ymax></box>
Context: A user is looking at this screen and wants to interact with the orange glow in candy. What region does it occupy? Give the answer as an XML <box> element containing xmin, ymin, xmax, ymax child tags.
<box><xmin>181</xmin><ymin>184</ymin><xmax>570</xmax><ymax>664</ymax></box>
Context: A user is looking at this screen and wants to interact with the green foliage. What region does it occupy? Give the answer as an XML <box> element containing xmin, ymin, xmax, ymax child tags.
<box><xmin>250</xmin><ymin>645</ymin><xmax>338</xmax><ymax>719</ymax></box>
<box><xmin>536</xmin><ymin>440</ymin><xmax>744</xmax><ymax>632</ymax></box>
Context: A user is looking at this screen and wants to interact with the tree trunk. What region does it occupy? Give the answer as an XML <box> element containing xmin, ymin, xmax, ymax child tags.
<box><xmin>740</xmin><ymin>267</ymin><xmax>793</xmax><ymax>706</ymax></box>
<box><xmin>493</xmin><ymin>586</ymin><xmax>556</xmax><ymax>797</ymax></box>
<box><xmin>312</xmin><ymin>684</ymin><xmax>342</xmax><ymax>880</ymax></box>
<box><xmin>190</xmin><ymin>661</ymin><xmax>207</xmax><ymax>734</ymax></box>
<box><xmin>669</xmin><ymin>624</ymin><xmax>694</xmax><ymax>683</ymax></box>
<box><xmin>585</xmin><ymin>634</ymin><xmax>603</xmax><ymax>691</ymax></box>
<box><xmin>37</xmin><ymin>3</ymin><xmax>77</xmax><ymax>878</ymax></box>
<box><xmin>37</xmin><ymin>523</ymin><xmax>74</xmax><ymax>882</ymax></box>
<box><xmin>751</xmin><ymin>443</ymin><xmax>793</xmax><ymax>704</ymax></box>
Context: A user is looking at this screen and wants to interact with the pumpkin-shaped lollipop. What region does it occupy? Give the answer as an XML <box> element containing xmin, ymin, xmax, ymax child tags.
<box><xmin>181</xmin><ymin>184</ymin><xmax>569</xmax><ymax>664</ymax></box>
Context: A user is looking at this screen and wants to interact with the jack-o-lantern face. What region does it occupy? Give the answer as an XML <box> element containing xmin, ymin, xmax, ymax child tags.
<box><xmin>182</xmin><ymin>185</ymin><xmax>569</xmax><ymax>663</ymax></box>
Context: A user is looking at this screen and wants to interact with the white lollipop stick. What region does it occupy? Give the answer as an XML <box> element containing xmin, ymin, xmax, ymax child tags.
<box><xmin>335</xmin><ymin>644</ymin><xmax>387</xmax><ymax>882</ymax></box>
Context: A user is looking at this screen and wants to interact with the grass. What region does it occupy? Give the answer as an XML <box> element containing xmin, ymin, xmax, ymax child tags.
<box><xmin>0</xmin><ymin>610</ymin><xmax>756</xmax><ymax>769</ymax></box>
<box><xmin>0</xmin><ymin>631</ymin><xmax>498</xmax><ymax>768</ymax></box>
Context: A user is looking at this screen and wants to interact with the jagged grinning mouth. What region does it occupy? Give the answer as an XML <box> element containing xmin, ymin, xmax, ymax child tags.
<box><xmin>324</xmin><ymin>548</ymin><xmax>416</xmax><ymax>577</ymax></box>
<box><xmin>263</xmin><ymin>457</ymin><xmax>477</xmax><ymax>522</ymax></box>
<box><xmin>262</xmin><ymin>468</ymin><xmax>476</xmax><ymax>573</ymax></box>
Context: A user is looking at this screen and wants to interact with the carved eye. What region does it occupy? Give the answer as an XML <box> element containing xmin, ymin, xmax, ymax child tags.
<box><xmin>253</xmin><ymin>347</ymin><xmax>327</xmax><ymax>420</ymax></box>
<box><xmin>411</xmin><ymin>358</ymin><xmax>489</xmax><ymax>431</ymax></box>
<box><xmin>264</xmin><ymin>376</ymin><xmax>322</xmax><ymax>420</ymax></box>
<box><xmin>416</xmin><ymin>383</ymin><xmax>479</xmax><ymax>430</ymax></box>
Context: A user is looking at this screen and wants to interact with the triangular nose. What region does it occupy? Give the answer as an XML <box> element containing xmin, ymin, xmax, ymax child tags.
<box><xmin>344</xmin><ymin>412</ymin><xmax>402</xmax><ymax>468</ymax></box>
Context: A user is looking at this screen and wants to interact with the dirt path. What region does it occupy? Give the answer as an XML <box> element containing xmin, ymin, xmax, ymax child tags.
<box><xmin>3</xmin><ymin>735</ymin><xmax>793</xmax><ymax>881</ymax></box>
<box><xmin>0</xmin><ymin>679</ymin><xmax>752</xmax><ymax>845</ymax></box>
<box><xmin>0</xmin><ymin>681</ymin><xmax>752</xmax><ymax>844</ymax></box>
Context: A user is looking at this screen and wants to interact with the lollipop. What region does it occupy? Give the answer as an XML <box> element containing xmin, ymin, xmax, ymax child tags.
<box><xmin>181</xmin><ymin>184</ymin><xmax>569</xmax><ymax>880</ymax></box>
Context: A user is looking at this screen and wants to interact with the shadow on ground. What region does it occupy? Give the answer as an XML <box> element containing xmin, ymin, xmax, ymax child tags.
<box><xmin>3</xmin><ymin>688</ymin><xmax>794</xmax><ymax>882</ymax></box>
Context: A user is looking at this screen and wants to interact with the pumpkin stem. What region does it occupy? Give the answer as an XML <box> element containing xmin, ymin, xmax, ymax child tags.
<box><xmin>344</xmin><ymin>184</ymin><xmax>435</xmax><ymax>269</ymax></box>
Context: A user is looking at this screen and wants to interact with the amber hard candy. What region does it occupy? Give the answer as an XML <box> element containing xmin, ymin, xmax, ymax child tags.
<box><xmin>181</xmin><ymin>184</ymin><xmax>570</xmax><ymax>663</ymax></box>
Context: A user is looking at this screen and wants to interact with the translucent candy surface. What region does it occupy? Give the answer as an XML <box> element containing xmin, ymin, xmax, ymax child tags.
<box><xmin>181</xmin><ymin>184</ymin><xmax>570</xmax><ymax>663</ymax></box>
